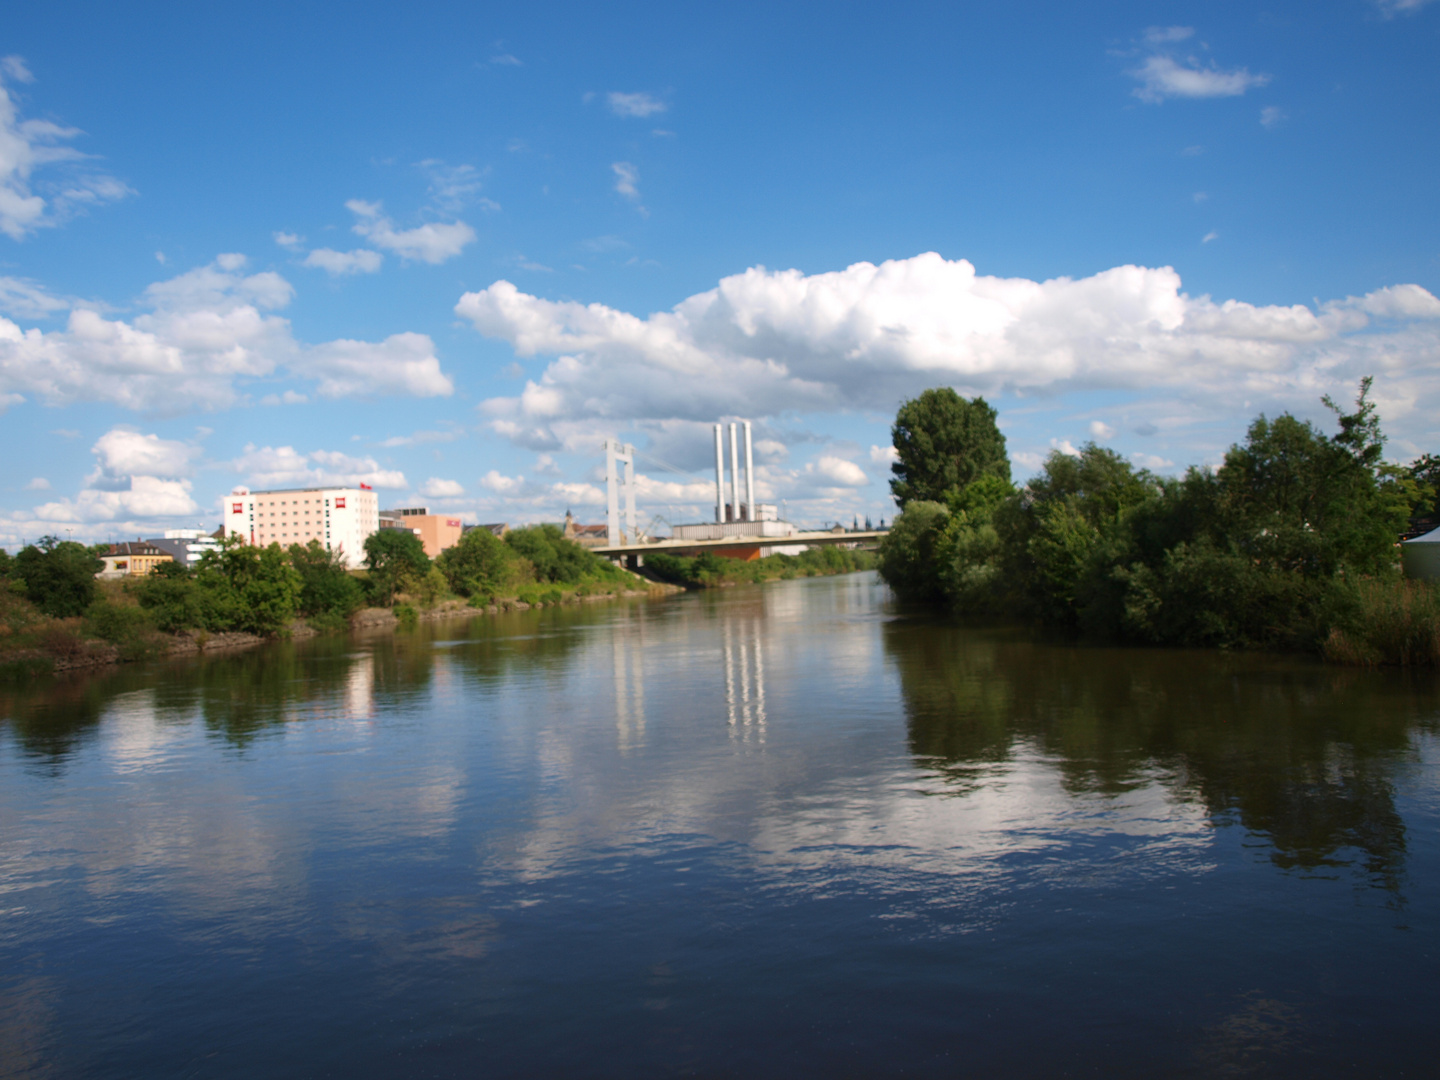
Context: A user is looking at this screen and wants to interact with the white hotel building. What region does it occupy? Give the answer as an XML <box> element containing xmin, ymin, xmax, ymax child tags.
<box><xmin>223</xmin><ymin>486</ymin><xmax>379</xmax><ymax>569</ymax></box>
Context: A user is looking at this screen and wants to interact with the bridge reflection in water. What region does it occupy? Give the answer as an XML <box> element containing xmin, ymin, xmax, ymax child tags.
<box><xmin>613</xmin><ymin>617</ymin><xmax>647</xmax><ymax>753</ymax></box>
<box><xmin>723</xmin><ymin>614</ymin><xmax>766</xmax><ymax>744</ymax></box>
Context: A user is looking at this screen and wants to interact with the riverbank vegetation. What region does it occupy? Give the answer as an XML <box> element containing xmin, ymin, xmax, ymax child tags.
<box><xmin>642</xmin><ymin>545</ymin><xmax>876</xmax><ymax>588</ymax></box>
<box><xmin>877</xmin><ymin>381</ymin><xmax>1440</xmax><ymax>665</ymax></box>
<box><xmin>0</xmin><ymin>524</ymin><xmax>650</xmax><ymax>679</ymax></box>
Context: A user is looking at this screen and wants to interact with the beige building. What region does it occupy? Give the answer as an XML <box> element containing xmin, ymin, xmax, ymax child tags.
<box><xmin>224</xmin><ymin>485</ymin><xmax>379</xmax><ymax>569</ymax></box>
<box><xmin>98</xmin><ymin>541</ymin><xmax>174</xmax><ymax>579</ymax></box>
<box><xmin>379</xmin><ymin>507</ymin><xmax>464</xmax><ymax>558</ymax></box>
<box><xmin>562</xmin><ymin>510</ymin><xmax>609</xmax><ymax>549</ymax></box>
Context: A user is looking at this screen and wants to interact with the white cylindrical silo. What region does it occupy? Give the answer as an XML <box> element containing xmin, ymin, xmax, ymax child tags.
<box><xmin>743</xmin><ymin>421</ymin><xmax>755</xmax><ymax>522</ymax></box>
<box><xmin>728</xmin><ymin>422</ymin><xmax>740</xmax><ymax>524</ymax></box>
<box><xmin>1402</xmin><ymin>527</ymin><xmax>1440</xmax><ymax>580</ymax></box>
<box><xmin>714</xmin><ymin>423</ymin><xmax>725</xmax><ymax>524</ymax></box>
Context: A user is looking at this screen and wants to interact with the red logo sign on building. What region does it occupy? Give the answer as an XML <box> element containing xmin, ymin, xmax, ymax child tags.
<box><xmin>335</xmin><ymin>497</ymin><xmax>346</xmax><ymax>509</ymax></box>
<box><xmin>232</xmin><ymin>503</ymin><xmax>244</xmax><ymax>513</ymax></box>
<box><xmin>448</xmin><ymin>519</ymin><xmax>461</xmax><ymax>528</ymax></box>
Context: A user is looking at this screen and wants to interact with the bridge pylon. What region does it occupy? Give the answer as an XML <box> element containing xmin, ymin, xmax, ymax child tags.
<box><xmin>604</xmin><ymin>438</ymin><xmax>638</xmax><ymax>545</ymax></box>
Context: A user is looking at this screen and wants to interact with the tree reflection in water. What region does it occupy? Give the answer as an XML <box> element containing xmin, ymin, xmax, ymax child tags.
<box><xmin>882</xmin><ymin>614</ymin><xmax>1439</xmax><ymax>896</ymax></box>
<box><xmin>0</xmin><ymin>604</ymin><xmax>601</xmax><ymax>768</ymax></box>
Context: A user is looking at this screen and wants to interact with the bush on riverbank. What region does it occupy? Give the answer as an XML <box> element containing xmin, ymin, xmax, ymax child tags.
<box><xmin>436</xmin><ymin>524</ymin><xmax>632</xmax><ymax>604</ymax></box>
<box><xmin>643</xmin><ymin>545</ymin><xmax>876</xmax><ymax>588</ymax></box>
<box><xmin>877</xmin><ymin>379</ymin><xmax>1440</xmax><ymax>663</ymax></box>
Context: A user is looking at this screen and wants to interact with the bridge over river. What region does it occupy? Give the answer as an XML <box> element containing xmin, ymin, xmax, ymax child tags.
<box><xmin>594</xmin><ymin>528</ymin><xmax>889</xmax><ymax>562</ymax></box>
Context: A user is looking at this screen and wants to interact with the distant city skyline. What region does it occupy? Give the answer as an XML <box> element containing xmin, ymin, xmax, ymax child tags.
<box><xmin>2</xmin><ymin>0</ymin><xmax>1437</xmax><ymax>545</ymax></box>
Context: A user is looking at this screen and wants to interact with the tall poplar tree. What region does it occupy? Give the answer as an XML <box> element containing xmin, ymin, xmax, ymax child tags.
<box><xmin>889</xmin><ymin>388</ymin><xmax>1010</xmax><ymax>508</ymax></box>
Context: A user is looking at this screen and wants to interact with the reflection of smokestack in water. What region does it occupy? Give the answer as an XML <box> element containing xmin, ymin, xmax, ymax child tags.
<box><xmin>729</xmin><ymin>422</ymin><xmax>740</xmax><ymax>524</ymax></box>
<box><xmin>743</xmin><ymin>420</ymin><xmax>755</xmax><ymax>522</ymax></box>
<box><xmin>714</xmin><ymin>423</ymin><xmax>725</xmax><ymax>524</ymax></box>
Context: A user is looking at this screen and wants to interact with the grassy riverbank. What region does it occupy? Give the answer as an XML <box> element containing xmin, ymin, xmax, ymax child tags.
<box><xmin>0</xmin><ymin>525</ymin><xmax>675</xmax><ymax>680</ymax></box>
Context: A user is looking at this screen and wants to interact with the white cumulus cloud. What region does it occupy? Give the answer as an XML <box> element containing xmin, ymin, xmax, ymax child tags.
<box><xmin>1260</xmin><ymin>105</ymin><xmax>1288</xmax><ymax>128</ymax></box>
<box><xmin>233</xmin><ymin>444</ymin><xmax>407</xmax><ymax>490</ymax></box>
<box><xmin>1375</xmin><ymin>0</ymin><xmax>1436</xmax><ymax>14</ymax></box>
<box><xmin>0</xmin><ymin>255</ymin><xmax>453</xmax><ymax>411</ymax></box>
<box><xmin>420</xmin><ymin>478</ymin><xmax>464</xmax><ymax>497</ymax></box>
<box><xmin>479</xmin><ymin>470</ymin><xmax>527</xmax><ymax>494</ymax></box>
<box><xmin>88</xmin><ymin>427</ymin><xmax>200</xmax><ymax>488</ymax></box>
<box><xmin>805</xmin><ymin>456</ymin><xmax>868</xmax><ymax>488</ymax></box>
<box><xmin>25</xmin><ymin>425</ymin><xmax>203</xmax><ymax>525</ymax></box>
<box><xmin>607</xmin><ymin>92</ymin><xmax>667</xmax><ymax>118</ymax></box>
<box><xmin>347</xmin><ymin>199</ymin><xmax>476</xmax><ymax>264</ymax></box>
<box><xmin>1089</xmin><ymin>420</ymin><xmax>1115</xmax><ymax>440</ymax></box>
<box><xmin>1131</xmin><ymin>54</ymin><xmax>1269</xmax><ymax>103</ymax></box>
<box><xmin>0</xmin><ymin>57</ymin><xmax>133</xmax><ymax>240</ymax></box>
<box><xmin>612</xmin><ymin>162</ymin><xmax>640</xmax><ymax>199</ymax></box>
<box><xmin>457</xmin><ymin>252</ymin><xmax>1440</xmax><ymax>452</ymax></box>
<box><xmin>0</xmin><ymin>275</ymin><xmax>68</xmax><ymax>319</ymax></box>
<box><xmin>303</xmin><ymin>247</ymin><xmax>383</xmax><ymax>276</ymax></box>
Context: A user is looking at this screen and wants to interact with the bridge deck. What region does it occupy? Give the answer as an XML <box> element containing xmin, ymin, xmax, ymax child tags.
<box><xmin>593</xmin><ymin>529</ymin><xmax>889</xmax><ymax>557</ymax></box>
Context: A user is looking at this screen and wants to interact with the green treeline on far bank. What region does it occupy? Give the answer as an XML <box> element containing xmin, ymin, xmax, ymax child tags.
<box><xmin>876</xmin><ymin>379</ymin><xmax>1440</xmax><ymax>665</ymax></box>
<box><xmin>1</xmin><ymin>514</ymin><xmax>875</xmax><ymax>678</ymax></box>
<box><xmin>0</xmin><ymin>524</ymin><xmax>646</xmax><ymax>676</ymax></box>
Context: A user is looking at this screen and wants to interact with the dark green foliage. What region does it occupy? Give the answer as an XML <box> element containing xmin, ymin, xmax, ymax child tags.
<box><xmin>14</xmin><ymin>537</ymin><xmax>103</xmax><ymax>617</ymax></box>
<box><xmin>645</xmin><ymin>546</ymin><xmax>875</xmax><ymax>588</ymax></box>
<box><xmin>1402</xmin><ymin>453</ymin><xmax>1440</xmax><ymax>533</ymax></box>
<box><xmin>192</xmin><ymin>538</ymin><xmax>304</xmax><ymax>636</ymax></box>
<box><xmin>133</xmin><ymin>565</ymin><xmax>205</xmax><ymax>632</ymax></box>
<box><xmin>83</xmin><ymin>598</ymin><xmax>166</xmax><ymax>660</ymax></box>
<box><xmin>0</xmin><ymin>547</ymin><xmax>13</xmax><ymax>581</ymax></box>
<box><xmin>1323</xmin><ymin>579</ymin><xmax>1440</xmax><ymax>666</ymax></box>
<box><xmin>876</xmin><ymin>502</ymin><xmax>951</xmax><ymax>601</ymax></box>
<box><xmin>878</xmin><ymin>379</ymin><xmax>1426</xmax><ymax>657</ymax></box>
<box><xmin>364</xmin><ymin>529</ymin><xmax>431</xmax><ymax>605</ymax></box>
<box><xmin>890</xmin><ymin>389</ymin><xmax>1011</xmax><ymax>508</ymax></box>
<box><xmin>437</xmin><ymin>527</ymin><xmax>519</xmax><ymax>597</ymax></box>
<box><xmin>83</xmin><ymin>598</ymin><xmax>153</xmax><ymax>643</ymax></box>
<box><xmin>288</xmin><ymin>540</ymin><xmax>363</xmax><ymax>618</ymax></box>
<box><xmin>504</xmin><ymin>524</ymin><xmax>621</xmax><ymax>584</ymax></box>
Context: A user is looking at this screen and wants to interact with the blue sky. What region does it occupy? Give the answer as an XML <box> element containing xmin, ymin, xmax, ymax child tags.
<box><xmin>2</xmin><ymin>0</ymin><xmax>1437</xmax><ymax>545</ymax></box>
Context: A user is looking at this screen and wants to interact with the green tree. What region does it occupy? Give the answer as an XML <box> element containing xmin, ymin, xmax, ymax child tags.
<box><xmin>890</xmin><ymin>389</ymin><xmax>1011</xmax><ymax>508</ymax></box>
<box><xmin>993</xmin><ymin>445</ymin><xmax>1160</xmax><ymax>626</ymax></box>
<box><xmin>133</xmin><ymin>561</ymin><xmax>205</xmax><ymax>632</ymax></box>
<box><xmin>436</xmin><ymin>527</ymin><xmax>519</xmax><ymax>598</ymax></box>
<box><xmin>877</xmin><ymin>501</ymin><xmax>952</xmax><ymax>601</ymax></box>
<box><xmin>14</xmin><ymin>537</ymin><xmax>103</xmax><ymax>617</ymax></box>
<box><xmin>504</xmin><ymin>524</ymin><xmax>608</xmax><ymax>584</ymax></box>
<box><xmin>363</xmin><ymin>529</ymin><xmax>431</xmax><ymax>605</ymax></box>
<box><xmin>287</xmin><ymin>540</ymin><xmax>363</xmax><ymax>617</ymax></box>
<box><xmin>194</xmin><ymin>538</ymin><xmax>303</xmax><ymax>635</ymax></box>
<box><xmin>1401</xmin><ymin>452</ymin><xmax>1440</xmax><ymax>535</ymax></box>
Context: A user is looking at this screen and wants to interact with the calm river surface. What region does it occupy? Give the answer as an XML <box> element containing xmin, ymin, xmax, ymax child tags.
<box><xmin>2</xmin><ymin>572</ymin><xmax>1438</xmax><ymax>1078</ymax></box>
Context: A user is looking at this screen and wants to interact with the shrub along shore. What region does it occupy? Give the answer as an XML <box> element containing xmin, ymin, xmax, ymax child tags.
<box><xmin>876</xmin><ymin>379</ymin><xmax>1440</xmax><ymax>666</ymax></box>
<box><xmin>642</xmin><ymin>545</ymin><xmax>875</xmax><ymax>588</ymax></box>
<box><xmin>0</xmin><ymin>523</ymin><xmax>675</xmax><ymax>680</ymax></box>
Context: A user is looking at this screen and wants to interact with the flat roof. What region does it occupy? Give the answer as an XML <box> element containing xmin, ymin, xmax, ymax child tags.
<box><xmin>237</xmin><ymin>487</ymin><xmax>378</xmax><ymax>496</ymax></box>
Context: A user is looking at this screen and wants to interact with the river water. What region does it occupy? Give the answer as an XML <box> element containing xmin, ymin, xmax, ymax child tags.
<box><xmin>1</xmin><ymin>572</ymin><xmax>1437</xmax><ymax>1077</ymax></box>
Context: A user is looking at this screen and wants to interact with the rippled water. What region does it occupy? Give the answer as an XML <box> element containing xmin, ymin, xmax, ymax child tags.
<box><xmin>2</xmin><ymin>572</ymin><xmax>1438</xmax><ymax>1077</ymax></box>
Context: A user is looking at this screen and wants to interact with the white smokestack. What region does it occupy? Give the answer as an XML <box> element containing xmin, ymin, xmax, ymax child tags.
<box><xmin>728</xmin><ymin>422</ymin><xmax>740</xmax><ymax>524</ymax></box>
<box><xmin>743</xmin><ymin>421</ymin><xmax>755</xmax><ymax>522</ymax></box>
<box><xmin>714</xmin><ymin>423</ymin><xmax>725</xmax><ymax>524</ymax></box>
